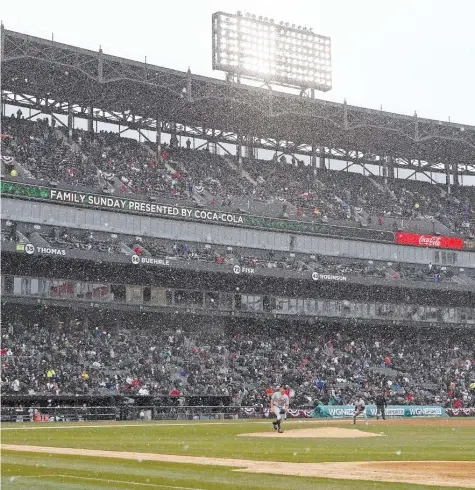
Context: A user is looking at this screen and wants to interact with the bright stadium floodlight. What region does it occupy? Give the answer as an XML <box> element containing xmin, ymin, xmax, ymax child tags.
<box><xmin>212</xmin><ymin>11</ymin><xmax>332</xmax><ymax>92</ymax></box>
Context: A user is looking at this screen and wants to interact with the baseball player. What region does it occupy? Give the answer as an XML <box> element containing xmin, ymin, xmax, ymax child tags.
<box><xmin>375</xmin><ymin>392</ymin><xmax>387</xmax><ymax>420</ymax></box>
<box><xmin>271</xmin><ymin>385</ymin><xmax>289</xmax><ymax>433</ymax></box>
<box><xmin>353</xmin><ymin>395</ymin><xmax>367</xmax><ymax>424</ymax></box>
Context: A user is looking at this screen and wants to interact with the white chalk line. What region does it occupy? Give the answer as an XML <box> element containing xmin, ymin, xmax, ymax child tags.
<box><xmin>7</xmin><ymin>474</ymin><xmax>204</xmax><ymax>489</ymax></box>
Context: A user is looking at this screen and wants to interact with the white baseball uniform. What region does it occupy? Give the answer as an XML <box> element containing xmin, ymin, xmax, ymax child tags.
<box><xmin>354</xmin><ymin>398</ymin><xmax>367</xmax><ymax>420</ymax></box>
<box><xmin>271</xmin><ymin>392</ymin><xmax>289</xmax><ymax>420</ymax></box>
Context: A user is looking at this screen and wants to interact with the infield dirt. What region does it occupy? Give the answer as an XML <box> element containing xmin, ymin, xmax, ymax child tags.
<box><xmin>3</xmin><ymin>444</ymin><xmax>475</xmax><ymax>488</ymax></box>
<box><xmin>238</xmin><ymin>427</ymin><xmax>383</xmax><ymax>438</ymax></box>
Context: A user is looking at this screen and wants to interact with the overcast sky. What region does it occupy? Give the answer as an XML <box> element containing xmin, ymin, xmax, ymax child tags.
<box><xmin>2</xmin><ymin>0</ymin><xmax>474</xmax><ymax>126</ymax></box>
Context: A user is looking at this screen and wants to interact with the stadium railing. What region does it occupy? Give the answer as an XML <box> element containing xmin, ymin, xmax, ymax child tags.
<box><xmin>1</xmin><ymin>405</ymin><xmax>262</xmax><ymax>422</ymax></box>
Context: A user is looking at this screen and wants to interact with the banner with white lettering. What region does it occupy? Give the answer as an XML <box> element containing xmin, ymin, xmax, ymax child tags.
<box><xmin>23</xmin><ymin>244</ymin><xmax>66</xmax><ymax>256</ymax></box>
<box><xmin>312</xmin><ymin>405</ymin><xmax>445</xmax><ymax>418</ymax></box>
<box><xmin>46</xmin><ymin>189</ymin><xmax>245</xmax><ymax>225</ymax></box>
<box><xmin>131</xmin><ymin>255</ymin><xmax>171</xmax><ymax>266</ymax></box>
<box><xmin>0</xmin><ymin>181</ymin><xmax>398</xmax><ymax>242</ymax></box>
<box><xmin>232</xmin><ymin>265</ymin><xmax>255</xmax><ymax>275</ymax></box>
<box><xmin>241</xmin><ymin>406</ymin><xmax>446</xmax><ymax>419</ymax></box>
<box><xmin>0</xmin><ymin>181</ymin><xmax>245</xmax><ymax>226</ymax></box>
<box><xmin>395</xmin><ymin>232</ymin><xmax>464</xmax><ymax>250</ymax></box>
<box><xmin>312</xmin><ymin>272</ymin><xmax>347</xmax><ymax>282</ymax></box>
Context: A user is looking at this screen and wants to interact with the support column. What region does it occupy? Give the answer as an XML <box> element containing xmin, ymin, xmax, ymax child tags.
<box><xmin>244</xmin><ymin>135</ymin><xmax>252</xmax><ymax>159</ymax></box>
<box><xmin>186</xmin><ymin>68</ymin><xmax>192</xmax><ymax>102</ymax></box>
<box><xmin>211</xmin><ymin>129</ymin><xmax>217</xmax><ymax>154</ymax></box>
<box><xmin>87</xmin><ymin>105</ymin><xmax>94</xmax><ymax>133</ymax></box>
<box><xmin>445</xmin><ymin>160</ymin><xmax>451</xmax><ymax>193</ymax></box>
<box><xmin>98</xmin><ymin>47</ymin><xmax>104</xmax><ymax>83</ymax></box>
<box><xmin>387</xmin><ymin>155</ymin><xmax>395</xmax><ymax>181</ymax></box>
<box><xmin>236</xmin><ymin>133</ymin><xmax>243</xmax><ymax>166</ymax></box>
<box><xmin>311</xmin><ymin>144</ymin><xmax>317</xmax><ymax>169</ymax></box>
<box><xmin>319</xmin><ymin>147</ymin><xmax>326</xmax><ymax>170</ymax></box>
<box><xmin>156</xmin><ymin>117</ymin><xmax>162</xmax><ymax>155</ymax></box>
<box><xmin>452</xmin><ymin>162</ymin><xmax>459</xmax><ymax>188</ymax></box>
<box><xmin>382</xmin><ymin>155</ymin><xmax>388</xmax><ymax>186</ymax></box>
<box><xmin>67</xmin><ymin>101</ymin><xmax>74</xmax><ymax>139</ymax></box>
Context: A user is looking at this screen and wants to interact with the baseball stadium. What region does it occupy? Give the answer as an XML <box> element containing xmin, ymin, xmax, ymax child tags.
<box><xmin>1</xmin><ymin>2</ymin><xmax>474</xmax><ymax>489</ymax></box>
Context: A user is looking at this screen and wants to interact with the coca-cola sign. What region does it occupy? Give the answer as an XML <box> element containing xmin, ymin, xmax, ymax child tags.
<box><xmin>418</xmin><ymin>235</ymin><xmax>442</xmax><ymax>247</ymax></box>
<box><xmin>395</xmin><ymin>232</ymin><xmax>464</xmax><ymax>250</ymax></box>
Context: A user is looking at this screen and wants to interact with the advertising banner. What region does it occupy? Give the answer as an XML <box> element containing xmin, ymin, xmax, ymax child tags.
<box><xmin>395</xmin><ymin>232</ymin><xmax>464</xmax><ymax>250</ymax></box>
<box><xmin>0</xmin><ymin>181</ymin><xmax>394</xmax><ymax>242</ymax></box>
<box><xmin>311</xmin><ymin>405</ymin><xmax>445</xmax><ymax>418</ymax></box>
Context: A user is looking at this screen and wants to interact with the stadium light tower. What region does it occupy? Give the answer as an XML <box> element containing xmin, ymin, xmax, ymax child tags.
<box><xmin>212</xmin><ymin>11</ymin><xmax>332</xmax><ymax>93</ymax></box>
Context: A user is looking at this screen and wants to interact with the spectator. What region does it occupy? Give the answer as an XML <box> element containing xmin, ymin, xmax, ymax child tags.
<box><xmin>1</xmin><ymin>315</ymin><xmax>473</xmax><ymax>411</ymax></box>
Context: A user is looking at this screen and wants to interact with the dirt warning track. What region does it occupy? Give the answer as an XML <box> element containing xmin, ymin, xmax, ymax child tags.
<box><xmin>3</xmin><ymin>444</ymin><xmax>475</xmax><ymax>488</ymax></box>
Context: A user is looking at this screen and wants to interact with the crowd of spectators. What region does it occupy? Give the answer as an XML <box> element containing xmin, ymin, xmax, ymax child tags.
<box><xmin>1</xmin><ymin>316</ymin><xmax>474</xmax><ymax>410</ymax></box>
<box><xmin>244</xmin><ymin>158</ymin><xmax>353</xmax><ymax>221</ymax></box>
<box><xmin>73</xmin><ymin>130</ymin><xmax>180</xmax><ymax>198</ymax></box>
<box><xmin>370</xmin><ymin>177</ymin><xmax>475</xmax><ymax>237</ymax></box>
<box><xmin>3</xmin><ymin>221</ymin><xmax>456</xmax><ymax>283</ymax></box>
<box><xmin>241</xmin><ymin>155</ymin><xmax>474</xmax><ymax>236</ymax></box>
<box><xmin>2</xmin><ymin>113</ymin><xmax>97</xmax><ymax>188</ymax></box>
<box><xmin>172</xmin><ymin>146</ymin><xmax>249</xmax><ymax>202</ymax></box>
<box><xmin>3</xmin><ymin>115</ymin><xmax>474</xmax><ymax>235</ymax></box>
<box><xmin>45</xmin><ymin>227</ymin><xmax>122</xmax><ymax>254</ymax></box>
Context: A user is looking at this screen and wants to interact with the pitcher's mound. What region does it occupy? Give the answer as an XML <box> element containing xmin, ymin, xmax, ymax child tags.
<box><xmin>238</xmin><ymin>427</ymin><xmax>383</xmax><ymax>438</ymax></box>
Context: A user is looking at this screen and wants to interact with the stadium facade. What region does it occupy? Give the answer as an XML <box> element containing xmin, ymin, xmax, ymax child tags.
<box><xmin>1</xmin><ymin>28</ymin><xmax>474</xmax><ymax>418</ymax></box>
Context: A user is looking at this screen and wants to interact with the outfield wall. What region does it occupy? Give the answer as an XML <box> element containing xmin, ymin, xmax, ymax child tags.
<box><xmin>5</xmin><ymin>405</ymin><xmax>470</xmax><ymax>423</ymax></box>
<box><xmin>2</xmin><ymin>405</ymin><xmax>259</xmax><ymax>423</ymax></box>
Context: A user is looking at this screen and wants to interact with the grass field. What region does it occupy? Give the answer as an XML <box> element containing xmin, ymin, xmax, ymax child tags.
<box><xmin>1</xmin><ymin>418</ymin><xmax>475</xmax><ymax>489</ymax></box>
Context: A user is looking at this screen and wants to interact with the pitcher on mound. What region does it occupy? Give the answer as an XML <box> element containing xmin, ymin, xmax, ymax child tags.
<box><xmin>271</xmin><ymin>386</ymin><xmax>289</xmax><ymax>433</ymax></box>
